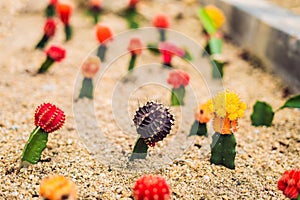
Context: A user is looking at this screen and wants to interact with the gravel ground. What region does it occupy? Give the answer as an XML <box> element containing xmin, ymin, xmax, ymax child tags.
<box><xmin>0</xmin><ymin>0</ymin><xmax>299</xmax><ymax>199</ymax></box>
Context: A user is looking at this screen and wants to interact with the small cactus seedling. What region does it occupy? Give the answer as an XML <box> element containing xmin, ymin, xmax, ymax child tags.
<box><xmin>57</xmin><ymin>3</ymin><xmax>73</xmax><ymax>41</ymax></box>
<box><xmin>158</xmin><ymin>42</ymin><xmax>185</xmax><ymax>68</ymax></box>
<box><xmin>167</xmin><ymin>69</ymin><xmax>190</xmax><ymax>106</ymax></box>
<box><xmin>79</xmin><ymin>56</ymin><xmax>101</xmax><ymax>99</ymax></box>
<box><xmin>189</xmin><ymin>100</ymin><xmax>212</xmax><ymax>137</ymax></box>
<box><xmin>127</xmin><ymin>37</ymin><xmax>143</xmax><ymax>71</ymax></box>
<box><xmin>251</xmin><ymin>94</ymin><xmax>300</xmax><ymax>127</ymax></box>
<box><xmin>278</xmin><ymin>169</ymin><xmax>300</xmax><ymax>200</ymax></box>
<box><xmin>209</xmin><ymin>90</ymin><xmax>246</xmax><ymax>169</ymax></box>
<box><xmin>130</xmin><ymin>102</ymin><xmax>174</xmax><ymax>161</ymax></box>
<box><xmin>88</xmin><ymin>0</ymin><xmax>103</xmax><ymax>24</ymax></box>
<box><xmin>120</xmin><ymin>0</ymin><xmax>141</xmax><ymax>29</ymax></box>
<box><xmin>35</xmin><ymin>18</ymin><xmax>56</xmax><ymax>49</ymax></box>
<box><xmin>198</xmin><ymin>5</ymin><xmax>226</xmax><ymax>78</ymax></box>
<box><xmin>45</xmin><ymin>0</ymin><xmax>58</xmax><ymax>18</ymax></box>
<box><xmin>133</xmin><ymin>174</ymin><xmax>170</xmax><ymax>200</ymax></box>
<box><xmin>38</xmin><ymin>45</ymin><xmax>66</xmax><ymax>74</ymax></box>
<box><xmin>40</xmin><ymin>175</ymin><xmax>77</xmax><ymax>200</ymax></box>
<box><xmin>153</xmin><ymin>14</ymin><xmax>170</xmax><ymax>42</ymax></box>
<box><xmin>95</xmin><ymin>23</ymin><xmax>113</xmax><ymax>62</ymax></box>
<box><xmin>21</xmin><ymin>103</ymin><xmax>65</xmax><ymax>168</ymax></box>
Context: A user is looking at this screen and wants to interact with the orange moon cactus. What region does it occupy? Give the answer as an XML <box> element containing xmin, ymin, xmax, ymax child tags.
<box><xmin>40</xmin><ymin>175</ymin><xmax>77</xmax><ymax>200</ymax></box>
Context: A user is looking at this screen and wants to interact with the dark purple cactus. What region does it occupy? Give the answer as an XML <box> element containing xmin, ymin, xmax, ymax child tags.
<box><xmin>133</xmin><ymin>101</ymin><xmax>174</xmax><ymax>147</ymax></box>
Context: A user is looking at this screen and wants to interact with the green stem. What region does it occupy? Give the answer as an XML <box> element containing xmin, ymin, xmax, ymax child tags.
<box><xmin>130</xmin><ymin>136</ymin><xmax>149</xmax><ymax>161</ymax></box>
<box><xmin>210</xmin><ymin>132</ymin><xmax>236</xmax><ymax>169</ymax></box>
<box><xmin>159</xmin><ymin>29</ymin><xmax>166</xmax><ymax>42</ymax></box>
<box><xmin>38</xmin><ymin>56</ymin><xmax>55</xmax><ymax>74</ymax></box>
<box><xmin>147</xmin><ymin>43</ymin><xmax>160</xmax><ymax>55</ymax></box>
<box><xmin>45</xmin><ymin>4</ymin><xmax>56</xmax><ymax>17</ymax></box>
<box><xmin>189</xmin><ymin>120</ymin><xmax>208</xmax><ymax>137</ymax></box>
<box><xmin>171</xmin><ymin>85</ymin><xmax>186</xmax><ymax>106</ymax></box>
<box><xmin>128</xmin><ymin>54</ymin><xmax>137</xmax><ymax>71</ymax></box>
<box><xmin>35</xmin><ymin>34</ymin><xmax>49</xmax><ymax>50</ymax></box>
<box><xmin>211</xmin><ymin>59</ymin><xmax>224</xmax><ymax>79</ymax></box>
<box><xmin>65</xmin><ymin>24</ymin><xmax>72</xmax><ymax>41</ymax></box>
<box><xmin>79</xmin><ymin>77</ymin><xmax>94</xmax><ymax>99</ymax></box>
<box><xmin>125</xmin><ymin>8</ymin><xmax>139</xmax><ymax>29</ymax></box>
<box><xmin>92</xmin><ymin>12</ymin><xmax>99</xmax><ymax>24</ymax></box>
<box><xmin>20</xmin><ymin>127</ymin><xmax>49</xmax><ymax>167</ymax></box>
<box><xmin>97</xmin><ymin>44</ymin><xmax>107</xmax><ymax>62</ymax></box>
<box><xmin>202</xmin><ymin>42</ymin><xmax>211</xmax><ymax>57</ymax></box>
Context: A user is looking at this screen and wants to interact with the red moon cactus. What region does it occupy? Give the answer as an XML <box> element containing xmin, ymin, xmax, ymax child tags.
<box><xmin>46</xmin><ymin>45</ymin><xmax>66</xmax><ymax>62</ymax></box>
<box><xmin>38</xmin><ymin>45</ymin><xmax>66</xmax><ymax>73</ymax></box>
<box><xmin>35</xmin><ymin>103</ymin><xmax>66</xmax><ymax>133</ymax></box>
<box><xmin>153</xmin><ymin>14</ymin><xmax>170</xmax><ymax>29</ymax></box>
<box><xmin>95</xmin><ymin>23</ymin><xmax>113</xmax><ymax>44</ymax></box>
<box><xmin>95</xmin><ymin>24</ymin><xmax>113</xmax><ymax>61</ymax></box>
<box><xmin>128</xmin><ymin>37</ymin><xmax>143</xmax><ymax>55</ymax></box>
<box><xmin>133</xmin><ymin>174</ymin><xmax>170</xmax><ymax>200</ymax></box>
<box><xmin>167</xmin><ymin>69</ymin><xmax>190</xmax><ymax>89</ymax></box>
<box><xmin>278</xmin><ymin>169</ymin><xmax>300</xmax><ymax>199</ymax></box>
<box><xmin>35</xmin><ymin>18</ymin><xmax>57</xmax><ymax>49</ymax></box>
<box><xmin>79</xmin><ymin>56</ymin><xmax>101</xmax><ymax>99</ymax></box>
<box><xmin>44</xmin><ymin>18</ymin><xmax>56</xmax><ymax>37</ymax></box>
<box><xmin>127</xmin><ymin>37</ymin><xmax>143</xmax><ymax>71</ymax></box>
<box><xmin>153</xmin><ymin>14</ymin><xmax>170</xmax><ymax>42</ymax></box>
<box><xmin>20</xmin><ymin>103</ymin><xmax>65</xmax><ymax>167</ymax></box>
<box><xmin>57</xmin><ymin>3</ymin><xmax>73</xmax><ymax>41</ymax></box>
<box><xmin>81</xmin><ymin>56</ymin><xmax>101</xmax><ymax>78</ymax></box>
<box><xmin>159</xmin><ymin>42</ymin><xmax>185</xmax><ymax>67</ymax></box>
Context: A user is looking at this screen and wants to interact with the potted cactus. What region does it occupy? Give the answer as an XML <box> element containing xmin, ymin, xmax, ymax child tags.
<box><xmin>278</xmin><ymin>169</ymin><xmax>300</xmax><ymax>200</ymax></box>
<box><xmin>153</xmin><ymin>14</ymin><xmax>170</xmax><ymax>42</ymax></box>
<box><xmin>167</xmin><ymin>69</ymin><xmax>190</xmax><ymax>106</ymax></box>
<box><xmin>37</xmin><ymin>45</ymin><xmax>66</xmax><ymax>74</ymax></box>
<box><xmin>133</xmin><ymin>174</ymin><xmax>170</xmax><ymax>200</ymax></box>
<box><xmin>57</xmin><ymin>2</ymin><xmax>73</xmax><ymax>41</ymax></box>
<box><xmin>209</xmin><ymin>90</ymin><xmax>246</xmax><ymax>169</ymax></box>
<box><xmin>40</xmin><ymin>175</ymin><xmax>77</xmax><ymax>200</ymax></box>
<box><xmin>127</xmin><ymin>37</ymin><xmax>143</xmax><ymax>71</ymax></box>
<box><xmin>45</xmin><ymin>0</ymin><xmax>58</xmax><ymax>18</ymax></box>
<box><xmin>20</xmin><ymin>103</ymin><xmax>65</xmax><ymax>168</ymax></box>
<box><xmin>130</xmin><ymin>101</ymin><xmax>174</xmax><ymax>161</ymax></box>
<box><xmin>87</xmin><ymin>0</ymin><xmax>103</xmax><ymax>24</ymax></box>
<box><xmin>95</xmin><ymin>23</ymin><xmax>113</xmax><ymax>62</ymax></box>
<box><xmin>79</xmin><ymin>56</ymin><xmax>101</xmax><ymax>99</ymax></box>
<box><xmin>189</xmin><ymin>100</ymin><xmax>213</xmax><ymax>137</ymax></box>
<box><xmin>35</xmin><ymin>18</ymin><xmax>57</xmax><ymax>49</ymax></box>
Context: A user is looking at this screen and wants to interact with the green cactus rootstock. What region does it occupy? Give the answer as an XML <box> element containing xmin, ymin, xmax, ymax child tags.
<box><xmin>45</xmin><ymin>4</ymin><xmax>56</xmax><ymax>17</ymax></box>
<box><xmin>79</xmin><ymin>77</ymin><xmax>94</xmax><ymax>99</ymax></box>
<box><xmin>147</xmin><ymin>43</ymin><xmax>160</xmax><ymax>55</ymax></box>
<box><xmin>171</xmin><ymin>85</ymin><xmax>186</xmax><ymax>106</ymax></box>
<box><xmin>21</xmin><ymin>127</ymin><xmax>49</xmax><ymax>167</ymax></box>
<box><xmin>159</xmin><ymin>29</ymin><xmax>166</xmax><ymax>42</ymax></box>
<box><xmin>130</xmin><ymin>137</ymin><xmax>149</xmax><ymax>161</ymax></box>
<box><xmin>210</xmin><ymin>132</ymin><xmax>236</xmax><ymax>169</ymax></box>
<box><xmin>250</xmin><ymin>101</ymin><xmax>274</xmax><ymax>127</ymax></box>
<box><xmin>38</xmin><ymin>56</ymin><xmax>55</xmax><ymax>74</ymax></box>
<box><xmin>35</xmin><ymin>35</ymin><xmax>49</xmax><ymax>50</ymax></box>
<box><xmin>65</xmin><ymin>24</ymin><xmax>72</xmax><ymax>41</ymax></box>
<box><xmin>211</xmin><ymin>59</ymin><xmax>224</xmax><ymax>79</ymax></box>
<box><xmin>189</xmin><ymin>120</ymin><xmax>208</xmax><ymax>137</ymax></box>
<box><xmin>128</xmin><ymin>54</ymin><xmax>137</xmax><ymax>71</ymax></box>
<box><xmin>126</xmin><ymin>10</ymin><xmax>139</xmax><ymax>29</ymax></box>
<box><xmin>97</xmin><ymin>44</ymin><xmax>107</xmax><ymax>62</ymax></box>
